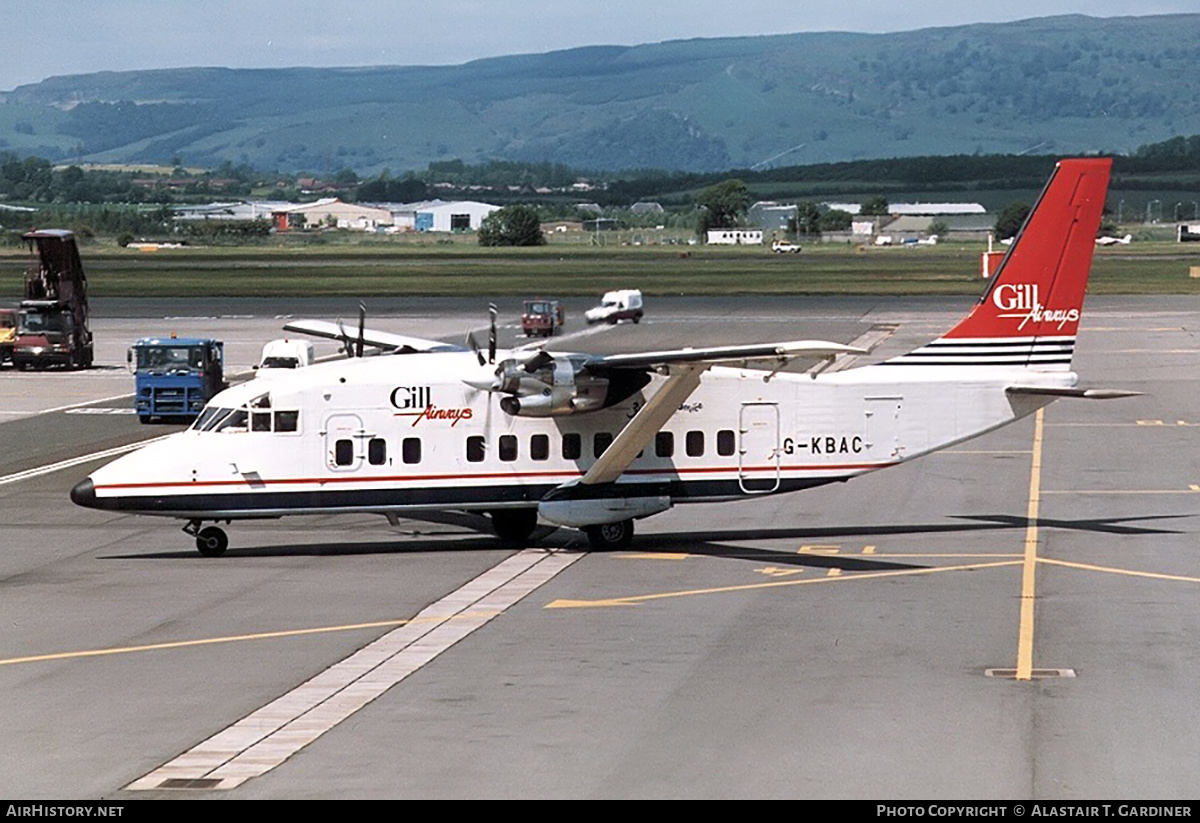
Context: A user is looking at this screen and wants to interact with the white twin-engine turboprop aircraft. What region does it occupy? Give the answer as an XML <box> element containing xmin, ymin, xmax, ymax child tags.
<box><xmin>72</xmin><ymin>158</ymin><xmax>1131</xmax><ymax>557</ymax></box>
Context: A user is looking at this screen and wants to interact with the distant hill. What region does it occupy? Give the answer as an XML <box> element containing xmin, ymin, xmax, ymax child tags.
<box><xmin>3</xmin><ymin>13</ymin><xmax>1200</xmax><ymax>174</ymax></box>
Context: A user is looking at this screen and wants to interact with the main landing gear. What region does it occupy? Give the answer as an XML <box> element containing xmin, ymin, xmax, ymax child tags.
<box><xmin>490</xmin><ymin>510</ymin><xmax>635</xmax><ymax>551</ymax></box>
<box><xmin>490</xmin><ymin>509</ymin><xmax>539</xmax><ymax>546</ymax></box>
<box><xmin>583</xmin><ymin>519</ymin><xmax>634</xmax><ymax>551</ymax></box>
<box><xmin>183</xmin><ymin>520</ymin><xmax>229</xmax><ymax>557</ymax></box>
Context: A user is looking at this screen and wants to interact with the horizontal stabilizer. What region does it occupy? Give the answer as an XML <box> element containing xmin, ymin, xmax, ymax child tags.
<box><xmin>1006</xmin><ymin>386</ymin><xmax>1141</xmax><ymax>399</ymax></box>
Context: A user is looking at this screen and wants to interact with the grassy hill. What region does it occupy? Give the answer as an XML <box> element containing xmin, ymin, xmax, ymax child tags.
<box><xmin>2</xmin><ymin>14</ymin><xmax>1200</xmax><ymax>174</ymax></box>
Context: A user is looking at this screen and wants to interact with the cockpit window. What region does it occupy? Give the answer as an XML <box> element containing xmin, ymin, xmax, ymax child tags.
<box><xmin>213</xmin><ymin>409</ymin><xmax>248</xmax><ymax>432</ymax></box>
<box><xmin>200</xmin><ymin>407</ymin><xmax>235</xmax><ymax>431</ymax></box>
<box><xmin>274</xmin><ymin>410</ymin><xmax>299</xmax><ymax>432</ymax></box>
<box><xmin>193</xmin><ymin>398</ymin><xmax>298</xmax><ymax>433</ymax></box>
<box><xmin>192</xmin><ymin>406</ymin><xmax>219</xmax><ymax>431</ymax></box>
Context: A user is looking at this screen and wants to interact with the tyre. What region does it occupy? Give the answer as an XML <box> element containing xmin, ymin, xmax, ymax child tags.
<box><xmin>584</xmin><ymin>519</ymin><xmax>634</xmax><ymax>551</ymax></box>
<box><xmin>195</xmin><ymin>526</ymin><xmax>229</xmax><ymax>557</ymax></box>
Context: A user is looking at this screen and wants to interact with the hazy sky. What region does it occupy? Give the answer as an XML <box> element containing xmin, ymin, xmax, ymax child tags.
<box><xmin>3</xmin><ymin>1</ymin><xmax>1196</xmax><ymax>90</ymax></box>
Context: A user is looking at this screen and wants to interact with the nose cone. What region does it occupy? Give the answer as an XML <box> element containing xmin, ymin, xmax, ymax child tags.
<box><xmin>70</xmin><ymin>477</ymin><xmax>96</xmax><ymax>508</ymax></box>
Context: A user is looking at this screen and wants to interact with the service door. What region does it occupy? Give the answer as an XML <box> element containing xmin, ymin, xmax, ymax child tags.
<box><xmin>324</xmin><ymin>413</ymin><xmax>365</xmax><ymax>472</ymax></box>
<box><xmin>739</xmin><ymin>402</ymin><xmax>780</xmax><ymax>494</ymax></box>
<box><xmin>864</xmin><ymin>396</ymin><xmax>903</xmax><ymax>462</ymax></box>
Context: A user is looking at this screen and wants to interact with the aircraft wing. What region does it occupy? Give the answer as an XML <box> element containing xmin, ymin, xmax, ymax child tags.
<box><xmin>574</xmin><ymin>338</ymin><xmax>863</xmax><ymax>486</ymax></box>
<box><xmin>282</xmin><ymin>319</ymin><xmax>467</xmax><ymax>354</ymax></box>
<box><xmin>584</xmin><ymin>339</ymin><xmax>863</xmax><ymax>371</ymax></box>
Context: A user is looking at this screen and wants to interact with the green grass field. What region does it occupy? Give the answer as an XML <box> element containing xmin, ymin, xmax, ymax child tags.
<box><xmin>1</xmin><ymin>241</ymin><xmax>1198</xmax><ymax>298</ymax></box>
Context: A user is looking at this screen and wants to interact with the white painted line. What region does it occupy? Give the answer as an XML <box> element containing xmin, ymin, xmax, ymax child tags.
<box><xmin>126</xmin><ymin>547</ymin><xmax>583</xmax><ymax>791</ymax></box>
<box><xmin>39</xmin><ymin>391</ymin><xmax>135</xmax><ymax>416</ymax></box>
<box><xmin>0</xmin><ymin>436</ymin><xmax>171</xmax><ymax>487</ymax></box>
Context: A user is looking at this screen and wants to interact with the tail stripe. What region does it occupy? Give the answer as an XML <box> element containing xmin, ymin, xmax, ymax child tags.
<box><xmin>885</xmin><ymin>336</ymin><xmax>1074</xmax><ymax>368</ymax></box>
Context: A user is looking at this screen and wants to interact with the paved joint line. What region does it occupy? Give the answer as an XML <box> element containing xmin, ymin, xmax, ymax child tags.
<box><xmin>125</xmin><ymin>548</ymin><xmax>581</xmax><ymax>791</ymax></box>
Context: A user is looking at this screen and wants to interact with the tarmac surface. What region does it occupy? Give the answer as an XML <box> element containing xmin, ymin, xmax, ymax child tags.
<box><xmin>1</xmin><ymin>294</ymin><xmax>1198</xmax><ymax>799</ymax></box>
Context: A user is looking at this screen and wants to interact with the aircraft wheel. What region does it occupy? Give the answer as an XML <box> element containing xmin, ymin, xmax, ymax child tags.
<box><xmin>195</xmin><ymin>526</ymin><xmax>228</xmax><ymax>557</ymax></box>
<box><xmin>491</xmin><ymin>509</ymin><xmax>538</xmax><ymax>546</ymax></box>
<box><xmin>584</xmin><ymin>519</ymin><xmax>634</xmax><ymax>551</ymax></box>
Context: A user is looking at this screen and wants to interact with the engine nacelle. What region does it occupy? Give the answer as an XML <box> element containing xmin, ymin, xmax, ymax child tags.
<box><xmin>492</xmin><ymin>354</ymin><xmax>649</xmax><ymax>417</ymax></box>
<box><xmin>499</xmin><ymin>386</ymin><xmax>605</xmax><ymax>417</ymax></box>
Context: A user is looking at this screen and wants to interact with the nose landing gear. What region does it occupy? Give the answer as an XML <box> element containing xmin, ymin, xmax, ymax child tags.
<box><xmin>183</xmin><ymin>520</ymin><xmax>229</xmax><ymax>557</ymax></box>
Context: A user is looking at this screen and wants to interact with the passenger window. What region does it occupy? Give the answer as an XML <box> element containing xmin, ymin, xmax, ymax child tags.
<box><xmin>402</xmin><ymin>437</ymin><xmax>421</xmax><ymax>464</ymax></box>
<box><xmin>274</xmin><ymin>410</ymin><xmax>299</xmax><ymax>432</ymax></box>
<box><xmin>562</xmin><ymin>433</ymin><xmax>581</xmax><ymax>460</ymax></box>
<box><xmin>530</xmin><ymin>433</ymin><xmax>549</xmax><ymax>461</ymax></box>
<box><xmin>594</xmin><ymin>432</ymin><xmax>613</xmax><ymax>458</ymax></box>
<box><xmin>368</xmin><ymin>438</ymin><xmax>386</xmax><ymax>465</ymax></box>
<box><xmin>499</xmin><ymin>434</ymin><xmax>517</xmax><ymax>462</ymax></box>
<box><xmin>655</xmin><ymin>431</ymin><xmax>674</xmax><ymax>457</ymax></box>
<box><xmin>686</xmin><ymin>430</ymin><xmax>704</xmax><ymax>457</ymax></box>
<box><xmin>717</xmin><ymin>429</ymin><xmax>735</xmax><ymax>456</ymax></box>
<box><xmin>467</xmin><ymin>435</ymin><xmax>485</xmax><ymax>463</ymax></box>
<box><xmin>335</xmin><ymin>439</ymin><xmax>354</xmax><ymax>466</ymax></box>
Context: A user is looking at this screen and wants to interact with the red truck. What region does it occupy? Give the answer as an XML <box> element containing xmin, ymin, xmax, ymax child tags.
<box><xmin>520</xmin><ymin>299</ymin><xmax>565</xmax><ymax>338</ymax></box>
<box><xmin>12</xmin><ymin>230</ymin><xmax>93</xmax><ymax>370</ymax></box>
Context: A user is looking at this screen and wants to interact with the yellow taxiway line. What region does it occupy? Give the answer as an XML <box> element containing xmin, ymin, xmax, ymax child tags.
<box><xmin>1016</xmin><ymin>408</ymin><xmax>1046</xmax><ymax>681</ymax></box>
<box><xmin>546</xmin><ymin>559</ymin><xmax>1021</xmax><ymax>609</ymax></box>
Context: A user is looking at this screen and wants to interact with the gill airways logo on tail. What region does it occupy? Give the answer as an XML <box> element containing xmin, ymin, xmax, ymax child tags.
<box><xmin>992</xmin><ymin>284</ymin><xmax>1080</xmax><ymax>331</ymax></box>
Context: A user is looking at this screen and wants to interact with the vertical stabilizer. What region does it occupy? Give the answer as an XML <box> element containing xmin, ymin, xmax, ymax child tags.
<box><xmin>887</xmin><ymin>158</ymin><xmax>1111</xmax><ymax>369</ymax></box>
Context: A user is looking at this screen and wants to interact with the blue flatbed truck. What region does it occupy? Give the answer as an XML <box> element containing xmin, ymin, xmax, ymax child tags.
<box><xmin>129</xmin><ymin>337</ymin><xmax>226</xmax><ymax>423</ymax></box>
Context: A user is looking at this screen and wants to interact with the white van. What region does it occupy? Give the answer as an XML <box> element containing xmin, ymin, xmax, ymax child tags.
<box><xmin>585</xmin><ymin>290</ymin><xmax>644</xmax><ymax>325</ymax></box>
<box><xmin>257</xmin><ymin>339</ymin><xmax>315</xmax><ymax>371</ymax></box>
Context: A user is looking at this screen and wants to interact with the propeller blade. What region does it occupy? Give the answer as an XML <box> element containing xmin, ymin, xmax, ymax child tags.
<box><xmin>488</xmin><ymin>303</ymin><xmax>498</xmax><ymax>365</ymax></box>
<box><xmin>336</xmin><ymin>318</ymin><xmax>352</xmax><ymax>357</ymax></box>
<box><xmin>466</xmin><ymin>331</ymin><xmax>485</xmax><ymax>367</ymax></box>
<box><xmin>356</xmin><ymin>302</ymin><xmax>366</xmax><ymax>359</ymax></box>
<box><xmin>523</xmin><ymin>350</ymin><xmax>555</xmax><ymax>373</ymax></box>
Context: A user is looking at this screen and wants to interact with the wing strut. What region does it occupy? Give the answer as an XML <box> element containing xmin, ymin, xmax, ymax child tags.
<box><xmin>580</xmin><ymin>364</ymin><xmax>708</xmax><ymax>486</ymax></box>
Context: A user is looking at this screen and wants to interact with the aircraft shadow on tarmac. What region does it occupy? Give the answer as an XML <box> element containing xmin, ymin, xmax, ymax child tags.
<box><xmin>99</xmin><ymin>512</ymin><xmax>1190</xmax><ymax>566</ymax></box>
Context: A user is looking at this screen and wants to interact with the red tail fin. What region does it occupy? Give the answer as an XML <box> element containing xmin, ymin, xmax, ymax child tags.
<box><xmin>946</xmin><ymin>158</ymin><xmax>1111</xmax><ymax>340</ymax></box>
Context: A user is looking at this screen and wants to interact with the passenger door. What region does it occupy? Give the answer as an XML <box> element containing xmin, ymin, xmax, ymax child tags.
<box><xmin>738</xmin><ymin>403</ymin><xmax>780</xmax><ymax>494</ymax></box>
<box><xmin>323</xmin><ymin>413</ymin><xmax>366</xmax><ymax>471</ymax></box>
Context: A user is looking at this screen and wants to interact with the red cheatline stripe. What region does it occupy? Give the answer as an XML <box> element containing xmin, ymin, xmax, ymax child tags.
<box><xmin>93</xmin><ymin>461</ymin><xmax>897</xmax><ymax>493</ymax></box>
